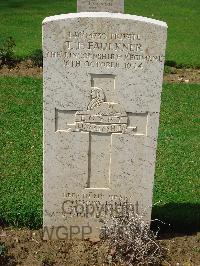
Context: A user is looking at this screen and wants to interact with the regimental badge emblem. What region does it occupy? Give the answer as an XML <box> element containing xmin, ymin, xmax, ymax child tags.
<box><xmin>71</xmin><ymin>87</ymin><xmax>137</xmax><ymax>134</ymax></box>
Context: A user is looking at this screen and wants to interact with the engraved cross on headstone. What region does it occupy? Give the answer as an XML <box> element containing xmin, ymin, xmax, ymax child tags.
<box><xmin>56</xmin><ymin>75</ymin><xmax>138</xmax><ymax>189</ymax></box>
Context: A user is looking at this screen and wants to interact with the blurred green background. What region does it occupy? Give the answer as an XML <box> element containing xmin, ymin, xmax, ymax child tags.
<box><xmin>0</xmin><ymin>0</ymin><xmax>200</xmax><ymax>67</ymax></box>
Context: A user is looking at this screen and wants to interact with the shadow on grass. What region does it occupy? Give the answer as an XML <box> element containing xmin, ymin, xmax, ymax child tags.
<box><xmin>151</xmin><ymin>203</ymin><xmax>200</xmax><ymax>235</ymax></box>
<box><xmin>0</xmin><ymin>203</ymin><xmax>199</xmax><ymax>236</ymax></box>
<box><xmin>164</xmin><ymin>60</ymin><xmax>200</xmax><ymax>69</ymax></box>
<box><xmin>0</xmin><ymin>211</ymin><xmax>42</xmax><ymax>230</ymax></box>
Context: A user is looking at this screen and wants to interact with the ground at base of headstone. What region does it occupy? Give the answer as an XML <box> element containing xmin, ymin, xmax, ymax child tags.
<box><xmin>0</xmin><ymin>227</ymin><xmax>199</xmax><ymax>266</ymax></box>
<box><xmin>0</xmin><ymin>61</ymin><xmax>199</xmax><ymax>84</ymax></box>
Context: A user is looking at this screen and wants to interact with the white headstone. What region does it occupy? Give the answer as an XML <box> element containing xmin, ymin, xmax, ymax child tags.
<box><xmin>77</xmin><ymin>0</ymin><xmax>124</xmax><ymax>13</ymax></box>
<box><xmin>43</xmin><ymin>12</ymin><xmax>167</xmax><ymax>240</ymax></box>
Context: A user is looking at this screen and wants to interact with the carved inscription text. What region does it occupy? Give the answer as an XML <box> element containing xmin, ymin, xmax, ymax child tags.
<box><xmin>45</xmin><ymin>30</ymin><xmax>165</xmax><ymax>70</ymax></box>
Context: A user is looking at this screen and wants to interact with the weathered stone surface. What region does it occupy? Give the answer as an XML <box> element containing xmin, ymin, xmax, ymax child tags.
<box><xmin>77</xmin><ymin>0</ymin><xmax>124</xmax><ymax>13</ymax></box>
<box><xmin>43</xmin><ymin>13</ymin><xmax>167</xmax><ymax>240</ymax></box>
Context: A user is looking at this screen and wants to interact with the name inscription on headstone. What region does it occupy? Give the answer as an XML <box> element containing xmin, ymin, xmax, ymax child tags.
<box><xmin>45</xmin><ymin>30</ymin><xmax>165</xmax><ymax>70</ymax></box>
<box><xmin>77</xmin><ymin>0</ymin><xmax>124</xmax><ymax>13</ymax></box>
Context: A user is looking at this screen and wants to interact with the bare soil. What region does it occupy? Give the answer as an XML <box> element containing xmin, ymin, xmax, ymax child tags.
<box><xmin>0</xmin><ymin>61</ymin><xmax>200</xmax><ymax>83</ymax></box>
<box><xmin>0</xmin><ymin>228</ymin><xmax>199</xmax><ymax>266</ymax></box>
<box><xmin>164</xmin><ymin>68</ymin><xmax>200</xmax><ymax>84</ymax></box>
<box><xmin>0</xmin><ymin>61</ymin><xmax>42</xmax><ymax>78</ymax></box>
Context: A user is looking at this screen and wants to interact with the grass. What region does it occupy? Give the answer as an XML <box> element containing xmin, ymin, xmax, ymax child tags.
<box><xmin>153</xmin><ymin>82</ymin><xmax>200</xmax><ymax>232</ymax></box>
<box><xmin>126</xmin><ymin>0</ymin><xmax>200</xmax><ymax>68</ymax></box>
<box><xmin>0</xmin><ymin>76</ymin><xmax>42</xmax><ymax>228</ymax></box>
<box><xmin>0</xmin><ymin>76</ymin><xmax>199</xmax><ymax>231</ymax></box>
<box><xmin>0</xmin><ymin>0</ymin><xmax>200</xmax><ymax>67</ymax></box>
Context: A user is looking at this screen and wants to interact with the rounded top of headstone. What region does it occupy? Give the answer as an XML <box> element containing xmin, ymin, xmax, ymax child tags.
<box><xmin>43</xmin><ymin>12</ymin><xmax>167</xmax><ymax>28</ymax></box>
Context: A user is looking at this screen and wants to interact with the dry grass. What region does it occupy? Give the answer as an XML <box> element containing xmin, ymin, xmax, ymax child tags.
<box><xmin>101</xmin><ymin>211</ymin><xmax>165</xmax><ymax>266</ymax></box>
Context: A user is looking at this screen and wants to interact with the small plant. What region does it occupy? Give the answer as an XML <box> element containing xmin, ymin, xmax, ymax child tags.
<box><xmin>164</xmin><ymin>65</ymin><xmax>177</xmax><ymax>74</ymax></box>
<box><xmin>0</xmin><ymin>36</ymin><xmax>16</xmax><ymax>66</ymax></box>
<box><xmin>0</xmin><ymin>242</ymin><xmax>16</xmax><ymax>265</ymax></box>
<box><xmin>101</xmin><ymin>211</ymin><xmax>164</xmax><ymax>266</ymax></box>
<box><xmin>30</xmin><ymin>49</ymin><xmax>43</xmax><ymax>67</ymax></box>
<box><xmin>0</xmin><ymin>242</ymin><xmax>6</xmax><ymax>256</ymax></box>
